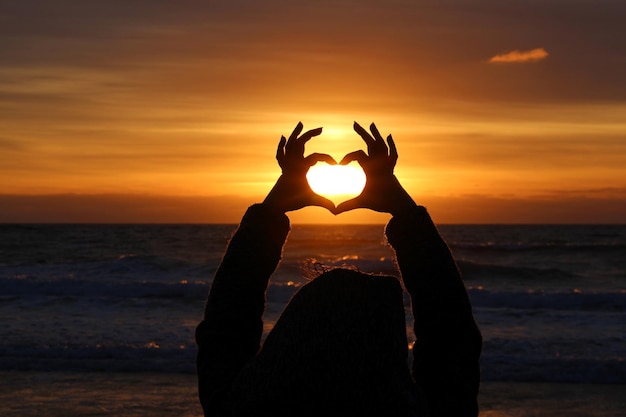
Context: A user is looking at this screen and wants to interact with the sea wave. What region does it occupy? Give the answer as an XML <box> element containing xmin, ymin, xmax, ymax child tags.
<box><xmin>2</xmin><ymin>274</ymin><xmax>624</xmax><ymax>313</ymax></box>
<box><xmin>480</xmin><ymin>343</ymin><xmax>626</xmax><ymax>384</ymax></box>
<box><xmin>0</xmin><ymin>343</ymin><xmax>196</xmax><ymax>373</ymax></box>
<box><xmin>450</xmin><ymin>241</ymin><xmax>626</xmax><ymax>253</ymax></box>
<box><xmin>467</xmin><ymin>288</ymin><xmax>626</xmax><ymax>312</ymax></box>
<box><xmin>1</xmin><ymin>337</ymin><xmax>623</xmax><ymax>384</ymax></box>
<box><xmin>0</xmin><ymin>275</ymin><xmax>209</xmax><ymax>299</ymax></box>
<box><xmin>457</xmin><ymin>260</ymin><xmax>577</xmax><ymax>281</ymax></box>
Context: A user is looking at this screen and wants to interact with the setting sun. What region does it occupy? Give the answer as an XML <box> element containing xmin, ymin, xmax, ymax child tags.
<box><xmin>306</xmin><ymin>163</ymin><xmax>366</xmax><ymax>200</ymax></box>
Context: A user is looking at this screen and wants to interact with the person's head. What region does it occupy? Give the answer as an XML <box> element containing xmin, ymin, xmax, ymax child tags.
<box><xmin>229</xmin><ymin>268</ymin><xmax>415</xmax><ymax>416</ymax></box>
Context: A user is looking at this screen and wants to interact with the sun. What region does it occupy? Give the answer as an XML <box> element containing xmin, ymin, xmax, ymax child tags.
<box><xmin>306</xmin><ymin>163</ymin><xmax>366</xmax><ymax>198</ymax></box>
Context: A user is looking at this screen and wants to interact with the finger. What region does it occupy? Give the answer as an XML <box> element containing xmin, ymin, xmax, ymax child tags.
<box><xmin>353</xmin><ymin>121</ymin><xmax>375</xmax><ymax>146</ymax></box>
<box><xmin>298</xmin><ymin>127</ymin><xmax>323</xmax><ymax>144</ymax></box>
<box><xmin>276</xmin><ymin>136</ymin><xmax>287</xmax><ymax>166</ymax></box>
<box><xmin>387</xmin><ymin>134</ymin><xmax>398</xmax><ymax>164</ymax></box>
<box><xmin>288</xmin><ymin>121</ymin><xmax>304</xmax><ymax>142</ymax></box>
<box><xmin>310</xmin><ymin>194</ymin><xmax>336</xmax><ymax>213</ymax></box>
<box><xmin>305</xmin><ymin>153</ymin><xmax>336</xmax><ymax>166</ymax></box>
<box><xmin>339</xmin><ymin>150</ymin><xmax>368</xmax><ymax>166</ymax></box>
<box><xmin>369</xmin><ymin>123</ymin><xmax>385</xmax><ymax>143</ymax></box>
<box><xmin>334</xmin><ymin>196</ymin><xmax>365</xmax><ymax>214</ymax></box>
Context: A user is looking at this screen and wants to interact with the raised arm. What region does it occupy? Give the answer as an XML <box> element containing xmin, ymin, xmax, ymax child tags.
<box><xmin>196</xmin><ymin>122</ymin><xmax>336</xmax><ymax>415</ymax></box>
<box><xmin>385</xmin><ymin>206</ymin><xmax>482</xmax><ymax>417</ymax></box>
<box><xmin>336</xmin><ymin>122</ymin><xmax>482</xmax><ymax>417</ymax></box>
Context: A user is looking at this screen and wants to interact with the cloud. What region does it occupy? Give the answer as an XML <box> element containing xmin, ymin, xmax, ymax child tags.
<box><xmin>489</xmin><ymin>48</ymin><xmax>549</xmax><ymax>63</ymax></box>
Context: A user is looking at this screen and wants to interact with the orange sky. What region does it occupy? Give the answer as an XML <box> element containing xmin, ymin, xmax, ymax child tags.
<box><xmin>1</xmin><ymin>0</ymin><xmax>625</xmax><ymax>223</ymax></box>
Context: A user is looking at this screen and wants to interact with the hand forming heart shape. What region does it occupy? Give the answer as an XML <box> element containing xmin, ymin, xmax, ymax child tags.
<box><xmin>264</xmin><ymin>121</ymin><xmax>417</xmax><ymax>217</ymax></box>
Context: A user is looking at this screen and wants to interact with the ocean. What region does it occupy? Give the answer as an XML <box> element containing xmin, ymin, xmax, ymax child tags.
<box><xmin>1</xmin><ymin>223</ymin><xmax>625</xmax><ymax>416</ymax></box>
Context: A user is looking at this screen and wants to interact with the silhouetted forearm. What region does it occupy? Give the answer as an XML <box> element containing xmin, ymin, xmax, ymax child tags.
<box><xmin>386</xmin><ymin>206</ymin><xmax>481</xmax><ymax>417</ymax></box>
<box><xmin>196</xmin><ymin>204</ymin><xmax>290</xmax><ymax>415</ymax></box>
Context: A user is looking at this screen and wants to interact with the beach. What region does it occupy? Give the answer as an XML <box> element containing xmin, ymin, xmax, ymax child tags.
<box><xmin>1</xmin><ymin>371</ymin><xmax>624</xmax><ymax>417</ymax></box>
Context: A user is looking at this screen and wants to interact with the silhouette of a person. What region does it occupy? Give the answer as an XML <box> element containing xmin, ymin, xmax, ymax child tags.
<box><xmin>196</xmin><ymin>122</ymin><xmax>482</xmax><ymax>417</ymax></box>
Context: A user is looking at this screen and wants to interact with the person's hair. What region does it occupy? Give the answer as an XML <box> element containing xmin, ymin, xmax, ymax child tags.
<box><xmin>229</xmin><ymin>268</ymin><xmax>415</xmax><ymax>416</ymax></box>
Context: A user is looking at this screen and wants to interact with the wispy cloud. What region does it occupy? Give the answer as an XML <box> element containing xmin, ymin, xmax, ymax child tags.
<box><xmin>489</xmin><ymin>48</ymin><xmax>549</xmax><ymax>63</ymax></box>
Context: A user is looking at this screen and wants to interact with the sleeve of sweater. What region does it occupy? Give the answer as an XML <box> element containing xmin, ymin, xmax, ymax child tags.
<box><xmin>195</xmin><ymin>204</ymin><xmax>290</xmax><ymax>416</ymax></box>
<box><xmin>385</xmin><ymin>205</ymin><xmax>482</xmax><ymax>417</ymax></box>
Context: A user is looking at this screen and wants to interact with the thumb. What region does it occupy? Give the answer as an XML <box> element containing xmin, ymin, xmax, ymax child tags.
<box><xmin>333</xmin><ymin>196</ymin><xmax>364</xmax><ymax>215</ymax></box>
<box><xmin>339</xmin><ymin>150</ymin><xmax>367</xmax><ymax>166</ymax></box>
<box><xmin>310</xmin><ymin>193</ymin><xmax>336</xmax><ymax>213</ymax></box>
<box><xmin>305</xmin><ymin>153</ymin><xmax>337</xmax><ymax>166</ymax></box>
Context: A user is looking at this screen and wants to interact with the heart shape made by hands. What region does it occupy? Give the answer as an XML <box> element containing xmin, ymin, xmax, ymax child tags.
<box><xmin>306</xmin><ymin>162</ymin><xmax>366</xmax><ymax>205</ymax></box>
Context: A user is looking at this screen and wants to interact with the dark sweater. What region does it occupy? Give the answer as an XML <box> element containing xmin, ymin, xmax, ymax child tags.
<box><xmin>196</xmin><ymin>204</ymin><xmax>481</xmax><ymax>416</ymax></box>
